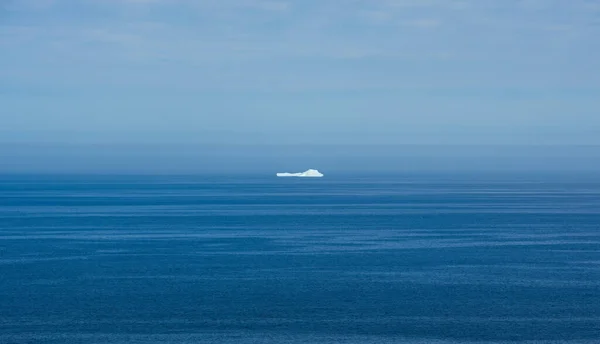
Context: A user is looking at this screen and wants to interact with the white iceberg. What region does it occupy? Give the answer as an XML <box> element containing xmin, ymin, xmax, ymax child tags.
<box><xmin>276</xmin><ymin>169</ymin><xmax>324</xmax><ymax>177</ymax></box>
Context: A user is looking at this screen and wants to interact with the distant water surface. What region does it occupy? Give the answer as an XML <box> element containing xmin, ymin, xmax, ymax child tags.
<box><xmin>0</xmin><ymin>174</ymin><xmax>599</xmax><ymax>343</ymax></box>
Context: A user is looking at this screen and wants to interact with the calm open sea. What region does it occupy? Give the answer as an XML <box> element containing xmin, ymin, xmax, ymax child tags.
<box><xmin>0</xmin><ymin>174</ymin><xmax>599</xmax><ymax>343</ymax></box>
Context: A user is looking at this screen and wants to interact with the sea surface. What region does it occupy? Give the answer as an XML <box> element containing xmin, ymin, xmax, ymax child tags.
<box><xmin>0</xmin><ymin>173</ymin><xmax>599</xmax><ymax>343</ymax></box>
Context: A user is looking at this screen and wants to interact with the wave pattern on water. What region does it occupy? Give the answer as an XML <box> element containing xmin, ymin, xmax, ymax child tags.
<box><xmin>0</xmin><ymin>175</ymin><xmax>599</xmax><ymax>343</ymax></box>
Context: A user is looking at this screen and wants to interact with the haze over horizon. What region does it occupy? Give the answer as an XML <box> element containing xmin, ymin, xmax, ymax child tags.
<box><xmin>1</xmin><ymin>0</ymin><xmax>599</xmax><ymax>172</ymax></box>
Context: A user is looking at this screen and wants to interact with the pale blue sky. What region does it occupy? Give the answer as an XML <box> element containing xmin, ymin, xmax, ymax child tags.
<box><xmin>2</xmin><ymin>0</ymin><xmax>599</xmax><ymax>147</ymax></box>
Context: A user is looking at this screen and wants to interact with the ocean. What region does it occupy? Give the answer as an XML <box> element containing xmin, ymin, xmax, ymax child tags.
<box><xmin>0</xmin><ymin>173</ymin><xmax>599</xmax><ymax>343</ymax></box>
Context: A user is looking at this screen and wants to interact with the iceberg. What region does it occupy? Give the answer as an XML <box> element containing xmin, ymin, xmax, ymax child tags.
<box><xmin>276</xmin><ymin>169</ymin><xmax>324</xmax><ymax>177</ymax></box>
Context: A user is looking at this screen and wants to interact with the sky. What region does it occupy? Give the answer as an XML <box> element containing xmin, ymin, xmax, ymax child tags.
<box><xmin>1</xmin><ymin>0</ymin><xmax>600</xmax><ymax>172</ymax></box>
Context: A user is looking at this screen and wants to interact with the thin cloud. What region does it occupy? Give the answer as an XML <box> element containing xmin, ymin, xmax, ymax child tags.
<box><xmin>1</xmin><ymin>0</ymin><xmax>598</xmax><ymax>93</ymax></box>
<box><xmin>403</xmin><ymin>19</ymin><xmax>441</xmax><ymax>29</ymax></box>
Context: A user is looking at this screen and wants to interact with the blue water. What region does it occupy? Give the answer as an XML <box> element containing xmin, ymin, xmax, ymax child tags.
<box><xmin>1</xmin><ymin>174</ymin><xmax>599</xmax><ymax>343</ymax></box>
